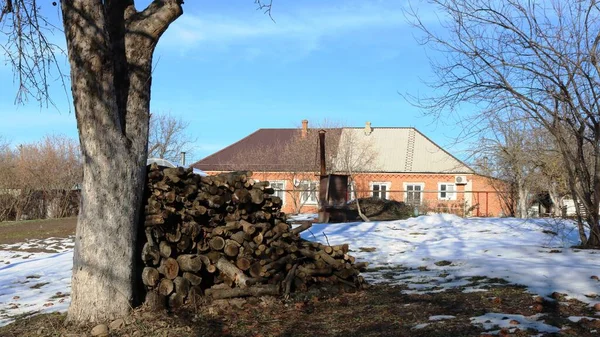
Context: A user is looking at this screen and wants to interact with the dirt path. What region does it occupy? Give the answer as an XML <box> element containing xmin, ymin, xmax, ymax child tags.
<box><xmin>0</xmin><ymin>217</ymin><xmax>76</xmax><ymax>245</ymax></box>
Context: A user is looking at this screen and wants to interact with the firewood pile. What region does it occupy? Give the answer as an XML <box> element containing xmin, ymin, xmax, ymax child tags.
<box><xmin>141</xmin><ymin>164</ymin><xmax>366</xmax><ymax>308</ymax></box>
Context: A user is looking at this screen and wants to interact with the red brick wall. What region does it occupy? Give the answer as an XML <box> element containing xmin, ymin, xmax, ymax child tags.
<box><xmin>205</xmin><ymin>171</ymin><xmax>508</xmax><ymax>217</ymax></box>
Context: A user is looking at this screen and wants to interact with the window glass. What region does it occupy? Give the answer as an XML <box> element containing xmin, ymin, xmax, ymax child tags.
<box><xmin>299</xmin><ymin>181</ymin><xmax>318</xmax><ymax>204</ymax></box>
<box><xmin>438</xmin><ymin>183</ymin><xmax>456</xmax><ymax>200</ymax></box>
<box><xmin>371</xmin><ymin>182</ymin><xmax>389</xmax><ymax>199</ymax></box>
<box><xmin>406</xmin><ymin>184</ymin><xmax>423</xmax><ymax>205</ymax></box>
<box><xmin>269</xmin><ymin>181</ymin><xmax>285</xmax><ymax>200</ymax></box>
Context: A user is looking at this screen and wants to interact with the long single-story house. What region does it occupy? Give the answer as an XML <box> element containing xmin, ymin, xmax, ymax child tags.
<box><xmin>192</xmin><ymin>121</ymin><xmax>507</xmax><ymax>216</ymax></box>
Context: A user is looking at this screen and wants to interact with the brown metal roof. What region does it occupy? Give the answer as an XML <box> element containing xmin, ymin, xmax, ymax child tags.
<box><xmin>191</xmin><ymin>128</ymin><xmax>342</xmax><ymax>172</ymax></box>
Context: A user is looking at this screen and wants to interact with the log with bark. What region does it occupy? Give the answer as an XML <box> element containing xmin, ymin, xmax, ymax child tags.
<box><xmin>141</xmin><ymin>164</ymin><xmax>366</xmax><ymax>309</ymax></box>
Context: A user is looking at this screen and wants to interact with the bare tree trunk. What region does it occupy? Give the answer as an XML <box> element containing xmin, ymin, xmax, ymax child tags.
<box><xmin>61</xmin><ymin>0</ymin><xmax>182</xmax><ymax>323</ymax></box>
<box><xmin>351</xmin><ymin>179</ymin><xmax>369</xmax><ymax>222</ymax></box>
<box><xmin>517</xmin><ymin>184</ymin><xmax>529</xmax><ymax>219</ymax></box>
<box><xmin>548</xmin><ymin>187</ymin><xmax>564</xmax><ymax>217</ymax></box>
<box><xmin>586</xmin><ymin>213</ymin><xmax>600</xmax><ymax>247</ymax></box>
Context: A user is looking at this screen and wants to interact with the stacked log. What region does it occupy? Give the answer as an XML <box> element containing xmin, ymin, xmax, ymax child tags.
<box><xmin>142</xmin><ymin>164</ymin><xmax>366</xmax><ymax>308</ymax></box>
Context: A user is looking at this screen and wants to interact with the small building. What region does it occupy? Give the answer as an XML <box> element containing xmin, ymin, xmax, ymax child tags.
<box><xmin>192</xmin><ymin>121</ymin><xmax>507</xmax><ymax>217</ymax></box>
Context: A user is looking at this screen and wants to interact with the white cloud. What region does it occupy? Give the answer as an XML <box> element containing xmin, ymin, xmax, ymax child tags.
<box><xmin>160</xmin><ymin>2</ymin><xmax>409</xmax><ymax>56</ymax></box>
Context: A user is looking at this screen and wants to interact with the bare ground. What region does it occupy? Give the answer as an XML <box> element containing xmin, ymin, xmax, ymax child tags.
<box><xmin>0</xmin><ymin>217</ymin><xmax>76</xmax><ymax>247</ymax></box>
<box><xmin>1</xmin><ymin>283</ymin><xmax>599</xmax><ymax>337</ymax></box>
<box><xmin>1</xmin><ymin>217</ymin><xmax>599</xmax><ymax>336</ymax></box>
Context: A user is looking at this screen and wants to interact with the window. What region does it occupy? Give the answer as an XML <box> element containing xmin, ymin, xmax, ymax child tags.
<box><xmin>404</xmin><ymin>183</ymin><xmax>424</xmax><ymax>205</ymax></box>
<box><xmin>347</xmin><ymin>182</ymin><xmax>356</xmax><ymax>201</ymax></box>
<box><xmin>269</xmin><ymin>180</ymin><xmax>286</xmax><ymax>204</ymax></box>
<box><xmin>438</xmin><ymin>183</ymin><xmax>456</xmax><ymax>201</ymax></box>
<box><xmin>299</xmin><ymin>181</ymin><xmax>318</xmax><ymax>204</ymax></box>
<box><xmin>371</xmin><ymin>182</ymin><xmax>391</xmax><ymax>199</ymax></box>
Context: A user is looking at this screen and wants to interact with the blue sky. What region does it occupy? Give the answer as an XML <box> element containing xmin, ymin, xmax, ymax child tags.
<box><xmin>0</xmin><ymin>0</ymin><xmax>468</xmax><ymax>164</ymax></box>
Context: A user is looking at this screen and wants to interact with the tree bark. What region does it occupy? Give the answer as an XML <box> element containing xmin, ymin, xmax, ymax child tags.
<box><xmin>516</xmin><ymin>182</ymin><xmax>529</xmax><ymax>219</ymax></box>
<box><xmin>60</xmin><ymin>0</ymin><xmax>182</xmax><ymax>323</ymax></box>
<box><xmin>205</xmin><ymin>284</ymin><xmax>280</xmax><ymax>299</ymax></box>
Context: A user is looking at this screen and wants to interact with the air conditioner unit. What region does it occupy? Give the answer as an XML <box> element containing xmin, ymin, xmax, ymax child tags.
<box><xmin>454</xmin><ymin>175</ymin><xmax>468</xmax><ymax>185</ymax></box>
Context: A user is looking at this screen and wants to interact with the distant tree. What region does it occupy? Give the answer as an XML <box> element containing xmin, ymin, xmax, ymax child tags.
<box><xmin>148</xmin><ymin>112</ymin><xmax>196</xmax><ymax>163</ymax></box>
<box><xmin>228</xmin><ymin>127</ymin><xmax>339</xmax><ymax>214</ymax></box>
<box><xmin>278</xmin><ymin>126</ymin><xmax>340</xmax><ymax>214</ymax></box>
<box><xmin>225</xmin><ymin>120</ymin><xmax>379</xmax><ymax>215</ymax></box>
<box><xmin>332</xmin><ymin>127</ymin><xmax>379</xmax><ymax>221</ymax></box>
<box><xmin>408</xmin><ymin>0</ymin><xmax>600</xmax><ymax>247</ymax></box>
<box><xmin>0</xmin><ymin>135</ymin><xmax>8</xmax><ymax>151</ymax></box>
<box><xmin>0</xmin><ymin>135</ymin><xmax>82</xmax><ymax>221</ymax></box>
<box><xmin>0</xmin><ymin>136</ymin><xmax>16</xmax><ymax>221</ymax></box>
<box><xmin>472</xmin><ymin>112</ymin><xmax>537</xmax><ymax>218</ymax></box>
<box><xmin>473</xmin><ymin>117</ymin><xmax>572</xmax><ymax>218</ymax></box>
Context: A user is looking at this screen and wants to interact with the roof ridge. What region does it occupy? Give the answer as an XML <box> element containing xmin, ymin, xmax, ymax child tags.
<box><xmin>342</xmin><ymin>126</ymin><xmax>415</xmax><ymax>129</ymax></box>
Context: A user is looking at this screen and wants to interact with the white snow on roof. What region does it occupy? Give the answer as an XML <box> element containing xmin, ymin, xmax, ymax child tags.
<box><xmin>192</xmin><ymin>168</ymin><xmax>208</xmax><ymax>177</ymax></box>
<box><xmin>146</xmin><ymin>158</ymin><xmax>207</xmax><ymax>176</ymax></box>
<box><xmin>147</xmin><ymin>158</ymin><xmax>177</xmax><ymax>168</ymax></box>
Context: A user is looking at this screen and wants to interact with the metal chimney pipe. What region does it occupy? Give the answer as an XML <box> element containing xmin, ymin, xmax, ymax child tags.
<box><xmin>180</xmin><ymin>151</ymin><xmax>186</xmax><ymax>167</ymax></box>
<box><xmin>319</xmin><ymin>129</ymin><xmax>326</xmax><ymax>176</ymax></box>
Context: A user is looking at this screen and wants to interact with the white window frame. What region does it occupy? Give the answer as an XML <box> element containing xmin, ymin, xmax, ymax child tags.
<box><xmin>438</xmin><ymin>182</ymin><xmax>457</xmax><ymax>201</ymax></box>
<box><xmin>268</xmin><ymin>180</ymin><xmax>286</xmax><ymax>205</ymax></box>
<box><xmin>370</xmin><ymin>182</ymin><xmax>391</xmax><ymax>199</ymax></box>
<box><xmin>299</xmin><ymin>181</ymin><xmax>318</xmax><ymax>205</ymax></box>
<box><xmin>404</xmin><ymin>182</ymin><xmax>425</xmax><ymax>205</ymax></box>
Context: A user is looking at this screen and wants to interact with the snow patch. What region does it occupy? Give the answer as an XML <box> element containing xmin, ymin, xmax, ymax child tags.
<box><xmin>470</xmin><ymin>313</ymin><xmax>560</xmax><ymax>333</ymax></box>
<box><xmin>429</xmin><ymin>315</ymin><xmax>456</xmax><ymax>321</ymax></box>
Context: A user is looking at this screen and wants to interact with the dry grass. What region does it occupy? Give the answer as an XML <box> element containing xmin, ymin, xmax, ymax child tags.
<box><xmin>1</xmin><ymin>283</ymin><xmax>599</xmax><ymax>337</ymax></box>
<box><xmin>0</xmin><ymin>217</ymin><xmax>76</xmax><ymax>246</ymax></box>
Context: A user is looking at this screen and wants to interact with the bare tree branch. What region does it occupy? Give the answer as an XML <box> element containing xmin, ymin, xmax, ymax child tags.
<box><xmin>148</xmin><ymin>111</ymin><xmax>196</xmax><ymax>163</ymax></box>
<box><xmin>408</xmin><ymin>0</ymin><xmax>600</xmax><ymax>246</ymax></box>
<box><xmin>254</xmin><ymin>0</ymin><xmax>275</xmax><ymax>22</ymax></box>
<box><xmin>0</xmin><ymin>0</ymin><xmax>68</xmax><ymax>108</ymax></box>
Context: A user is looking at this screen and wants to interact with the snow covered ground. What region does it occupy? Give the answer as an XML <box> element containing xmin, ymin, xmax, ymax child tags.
<box><xmin>1</xmin><ymin>215</ymin><xmax>600</xmax><ymax>331</ymax></box>
<box><xmin>0</xmin><ymin>237</ymin><xmax>73</xmax><ymax>326</ymax></box>
<box><xmin>305</xmin><ymin>215</ymin><xmax>600</xmax><ymax>304</ymax></box>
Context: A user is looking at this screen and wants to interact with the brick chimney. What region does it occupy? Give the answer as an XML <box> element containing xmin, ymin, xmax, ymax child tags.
<box><xmin>301</xmin><ymin>119</ymin><xmax>308</xmax><ymax>138</ymax></box>
<box><xmin>364</xmin><ymin>121</ymin><xmax>373</xmax><ymax>135</ymax></box>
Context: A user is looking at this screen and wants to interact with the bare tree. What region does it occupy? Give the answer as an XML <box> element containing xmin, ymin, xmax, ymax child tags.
<box><xmin>1</xmin><ymin>0</ymin><xmax>184</xmax><ymax>323</ymax></box>
<box><xmin>531</xmin><ymin>136</ymin><xmax>571</xmax><ymax>217</ymax></box>
<box><xmin>0</xmin><ymin>135</ymin><xmax>17</xmax><ymax>221</ymax></box>
<box><xmin>473</xmin><ymin>117</ymin><xmax>573</xmax><ymax>218</ymax></box>
<box><xmin>0</xmin><ymin>135</ymin><xmax>82</xmax><ymax>221</ymax></box>
<box><xmin>224</xmin><ymin>122</ymin><xmax>343</xmax><ymax>214</ymax></box>
<box><xmin>472</xmin><ymin>112</ymin><xmax>538</xmax><ymax>218</ymax></box>
<box><xmin>279</xmin><ymin>128</ymin><xmax>340</xmax><ymax>214</ymax></box>
<box><xmin>2</xmin><ymin>1</ymin><xmax>275</xmax><ymax>321</ymax></box>
<box><xmin>148</xmin><ymin>112</ymin><xmax>196</xmax><ymax>163</ymax></box>
<box><xmin>408</xmin><ymin>0</ymin><xmax>600</xmax><ymax>247</ymax></box>
<box><xmin>0</xmin><ymin>135</ymin><xmax>8</xmax><ymax>152</ymax></box>
<box><xmin>332</xmin><ymin>128</ymin><xmax>379</xmax><ymax>221</ymax></box>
